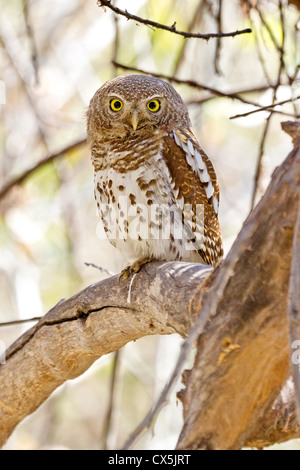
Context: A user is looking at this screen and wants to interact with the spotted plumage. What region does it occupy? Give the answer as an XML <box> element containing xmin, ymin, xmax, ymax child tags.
<box><xmin>87</xmin><ymin>74</ymin><xmax>223</xmax><ymax>273</ymax></box>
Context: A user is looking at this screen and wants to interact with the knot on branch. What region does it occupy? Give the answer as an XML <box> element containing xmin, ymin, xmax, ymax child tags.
<box><xmin>282</xmin><ymin>121</ymin><xmax>300</xmax><ymax>146</ymax></box>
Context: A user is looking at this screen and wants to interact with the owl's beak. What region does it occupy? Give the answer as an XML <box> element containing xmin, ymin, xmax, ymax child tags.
<box><xmin>130</xmin><ymin>110</ymin><xmax>139</xmax><ymax>131</ymax></box>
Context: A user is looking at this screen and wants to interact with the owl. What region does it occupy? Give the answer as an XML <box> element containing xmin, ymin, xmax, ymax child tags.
<box><xmin>87</xmin><ymin>74</ymin><xmax>223</xmax><ymax>277</ymax></box>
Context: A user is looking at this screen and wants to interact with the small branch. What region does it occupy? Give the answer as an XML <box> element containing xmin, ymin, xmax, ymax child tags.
<box><xmin>97</xmin><ymin>0</ymin><xmax>252</xmax><ymax>40</ymax></box>
<box><xmin>122</xmin><ymin>315</ymin><xmax>203</xmax><ymax>449</ymax></box>
<box><xmin>0</xmin><ymin>16</ymin><xmax>48</xmax><ymax>149</ymax></box>
<box><xmin>111</xmin><ymin>0</ymin><xmax>120</xmax><ymax>78</ymax></box>
<box><xmin>112</xmin><ymin>62</ymin><xmax>268</xmax><ymax>107</ymax></box>
<box><xmin>245</xmin><ymin>0</ymin><xmax>281</xmax><ymax>52</ymax></box>
<box><xmin>0</xmin><ymin>137</ymin><xmax>87</xmax><ymax>202</ymax></box>
<box><xmin>23</xmin><ymin>0</ymin><xmax>39</xmax><ymax>84</ymax></box>
<box><xmin>171</xmin><ymin>1</ymin><xmax>204</xmax><ymax>76</ymax></box>
<box><xmin>102</xmin><ymin>350</ymin><xmax>121</xmax><ymax>450</ymax></box>
<box><xmin>229</xmin><ymin>95</ymin><xmax>300</xmax><ymax>120</ymax></box>
<box><xmin>250</xmin><ymin>12</ymin><xmax>287</xmax><ymax>211</ymax></box>
<box><xmin>250</xmin><ymin>114</ymin><xmax>272</xmax><ymax>210</ymax></box>
<box><xmin>214</xmin><ymin>0</ymin><xmax>223</xmax><ymax>75</ymax></box>
<box><xmin>84</xmin><ymin>262</ymin><xmax>114</xmax><ymax>278</ymax></box>
<box><xmin>186</xmin><ymin>85</ymin><xmax>272</xmax><ymax>106</ymax></box>
<box><xmin>249</xmin><ymin>13</ymin><xmax>272</xmax><ymax>86</ymax></box>
<box><xmin>0</xmin><ymin>317</ymin><xmax>42</xmax><ymax>327</ymax></box>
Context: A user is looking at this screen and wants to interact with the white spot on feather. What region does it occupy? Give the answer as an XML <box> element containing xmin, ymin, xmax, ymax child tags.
<box><xmin>200</xmin><ymin>167</ymin><xmax>210</xmax><ymax>183</ymax></box>
<box><xmin>213</xmin><ymin>195</ymin><xmax>219</xmax><ymax>214</ymax></box>
<box><xmin>205</xmin><ymin>181</ymin><xmax>214</xmax><ymax>199</ymax></box>
<box><xmin>195</xmin><ymin>148</ymin><xmax>205</xmax><ymax>170</ymax></box>
<box><xmin>187</xmin><ymin>139</ymin><xmax>195</xmax><ymax>156</ymax></box>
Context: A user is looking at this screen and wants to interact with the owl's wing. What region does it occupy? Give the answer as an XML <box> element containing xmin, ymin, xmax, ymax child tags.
<box><xmin>161</xmin><ymin>129</ymin><xmax>223</xmax><ymax>265</ymax></box>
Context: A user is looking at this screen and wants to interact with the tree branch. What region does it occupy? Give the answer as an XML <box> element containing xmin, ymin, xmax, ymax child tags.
<box><xmin>177</xmin><ymin>122</ymin><xmax>300</xmax><ymax>450</ymax></box>
<box><xmin>0</xmin><ymin>137</ymin><xmax>87</xmax><ymax>202</ymax></box>
<box><xmin>97</xmin><ymin>0</ymin><xmax>252</xmax><ymax>40</ymax></box>
<box><xmin>1</xmin><ymin>123</ymin><xmax>300</xmax><ymax>450</ymax></box>
<box><xmin>229</xmin><ymin>95</ymin><xmax>300</xmax><ymax>120</ymax></box>
<box><xmin>0</xmin><ymin>261</ymin><xmax>212</xmax><ymax>447</ymax></box>
<box><xmin>112</xmin><ymin>61</ymin><xmax>270</xmax><ymax>107</ymax></box>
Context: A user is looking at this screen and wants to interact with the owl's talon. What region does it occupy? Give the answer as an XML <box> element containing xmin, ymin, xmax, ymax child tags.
<box><xmin>131</xmin><ymin>257</ymin><xmax>155</xmax><ymax>273</ymax></box>
<box><xmin>120</xmin><ymin>266</ymin><xmax>131</xmax><ymax>280</ymax></box>
<box><xmin>120</xmin><ymin>257</ymin><xmax>155</xmax><ymax>280</ymax></box>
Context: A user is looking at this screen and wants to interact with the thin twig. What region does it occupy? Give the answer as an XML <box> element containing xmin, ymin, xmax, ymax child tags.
<box><xmin>250</xmin><ymin>0</ymin><xmax>288</xmax><ymax>211</ymax></box>
<box><xmin>172</xmin><ymin>1</ymin><xmax>205</xmax><ymax>76</ymax></box>
<box><xmin>230</xmin><ymin>95</ymin><xmax>300</xmax><ymax>120</ymax></box>
<box><xmin>84</xmin><ymin>262</ymin><xmax>114</xmax><ymax>278</ymax></box>
<box><xmin>112</xmin><ymin>61</ymin><xmax>269</xmax><ymax>108</ymax></box>
<box><xmin>0</xmin><ymin>317</ymin><xmax>42</xmax><ymax>327</ymax></box>
<box><xmin>249</xmin><ymin>12</ymin><xmax>272</xmax><ymax>86</ymax></box>
<box><xmin>214</xmin><ymin>0</ymin><xmax>223</xmax><ymax>75</ymax></box>
<box><xmin>98</xmin><ymin>0</ymin><xmax>252</xmax><ymax>40</ymax></box>
<box><xmin>0</xmin><ymin>16</ymin><xmax>48</xmax><ymax>148</ymax></box>
<box><xmin>122</xmin><ymin>335</ymin><xmax>194</xmax><ymax>449</ymax></box>
<box><xmin>186</xmin><ymin>84</ymin><xmax>272</xmax><ymax>106</ymax></box>
<box><xmin>0</xmin><ymin>137</ymin><xmax>87</xmax><ymax>202</ymax></box>
<box><xmin>251</xmin><ymin>112</ymin><xmax>273</xmax><ymax>210</ymax></box>
<box><xmin>111</xmin><ymin>2</ymin><xmax>120</xmax><ymax>77</ymax></box>
<box><xmin>245</xmin><ymin>0</ymin><xmax>281</xmax><ymax>52</ymax></box>
<box><xmin>23</xmin><ymin>0</ymin><xmax>39</xmax><ymax>84</ymax></box>
<box><xmin>102</xmin><ymin>350</ymin><xmax>121</xmax><ymax>450</ymax></box>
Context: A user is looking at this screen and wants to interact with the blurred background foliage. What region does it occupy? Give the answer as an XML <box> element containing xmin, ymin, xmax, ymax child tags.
<box><xmin>0</xmin><ymin>0</ymin><xmax>300</xmax><ymax>450</ymax></box>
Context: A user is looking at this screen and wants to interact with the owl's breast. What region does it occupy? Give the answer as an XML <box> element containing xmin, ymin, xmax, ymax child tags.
<box><xmin>93</xmin><ymin>151</ymin><xmax>189</xmax><ymax>263</ymax></box>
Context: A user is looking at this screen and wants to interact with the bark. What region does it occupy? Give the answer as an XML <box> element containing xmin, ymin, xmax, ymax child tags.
<box><xmin>0</xmin><ymin>122</ymin><xmax>299</xmax><ymax>450</ymax></box>
<box><xmin>177</xmin><ymin>121</ymin><xmax>300</xmax><ymax>450</ymax></box>
<box><xmin>0</xmin><ymin>261</ymin><xmax>211</xmax><ymax>447</ymax></box>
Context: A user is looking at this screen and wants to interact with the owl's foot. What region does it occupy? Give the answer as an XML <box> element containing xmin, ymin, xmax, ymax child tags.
<box><xmin>120</xmin><ymin>266</ymin><xmax>131</xmax><ymax>280</ymax></box>
<box><xmin>120</xmin><ymin>257</ymin><xmax>156</xmax><ymax>279</ymax></box>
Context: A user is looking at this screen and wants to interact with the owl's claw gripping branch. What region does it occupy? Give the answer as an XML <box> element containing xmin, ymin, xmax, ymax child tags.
<box><xmin>121</xmin><ymin>256</ymin><xmax>156</xmax><ymax>279</ymax></box>
<box><xmin>120</xmin><ymin>266</ymin><xmax>131</xmax><ymax>280</ymax></box>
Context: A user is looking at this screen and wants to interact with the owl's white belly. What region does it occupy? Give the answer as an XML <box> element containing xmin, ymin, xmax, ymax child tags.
<box><xmin>94</xmin><ymin>154</ymin><xmax>202</xmax><ymax>266</ymax></box>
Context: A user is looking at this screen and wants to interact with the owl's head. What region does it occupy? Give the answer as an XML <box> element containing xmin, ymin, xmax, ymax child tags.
<box><xmin>87</xmin><ymin>74</ymin><xmax>191</xmax><ymax>141</ymax></box>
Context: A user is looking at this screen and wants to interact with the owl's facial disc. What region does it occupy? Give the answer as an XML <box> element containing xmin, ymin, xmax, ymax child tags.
<box><xmin>107</xmin><ymin>94</ymin><xmax>163</xmax><ymax>131</ymax></box>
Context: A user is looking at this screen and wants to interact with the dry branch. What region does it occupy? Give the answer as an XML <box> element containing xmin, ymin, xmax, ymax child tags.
<box><xmin>0</xmin><ymin>262</ymin><xmax>212</xmax><ymax>447</ymax></box>
<box><xmin>0</xmin><ymin>123</ymin><xmax>300</xmax><ymax>450</ymax></box>
<box><xmin>177</xmin><ymin>121</ymin><xmax>300</xmax><ymax>450</ymax></box>
<box><xmin>112</xmin><ymin>61</ymin><xmax>269</xmax><ymax>107</ymax></box>
<box><xmin>0</xmin><ymin>137</ymin><xmax>87</xmax><ymax>202</ymax></box>
<box><xmin>97</xmin><ymin>0</ymin><xmax>252</xmax><ymax>40</ymax></box>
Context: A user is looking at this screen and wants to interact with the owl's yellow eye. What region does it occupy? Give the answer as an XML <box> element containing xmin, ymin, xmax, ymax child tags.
<box><xmin>110</xmin><ymin>99</ymin><xmax>123</xmax><ymax>112</ymax></box>
<box><xmin>147</xmin><ymin>99</ymin><xmax>160</xmax><ymax>112</ymax></box>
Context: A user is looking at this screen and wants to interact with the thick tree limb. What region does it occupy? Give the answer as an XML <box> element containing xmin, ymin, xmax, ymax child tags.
<box><xmin>1</xmin><ymin>123</ymin><xmax>300</xmax><ymax>449</ymax></box>
<box><xmin>177</xmin><ymin>122</ymin><xmax>300</xmax><ymax>450</ymax></box>
<box><xmin>0</xmin><ymin>262</ymin><xmax>212</xmax><ymax>447</ymax></box>
<box><xmin>244</xmin><ymin>378</ymin><xmax>300</xmax><ymax>448</ymax></box>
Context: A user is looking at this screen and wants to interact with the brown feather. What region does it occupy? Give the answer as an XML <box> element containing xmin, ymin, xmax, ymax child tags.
<box><xmin>162</xmin><ymin>132</ymin><xmax>223</xmax><ymax>264</ymax></box>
